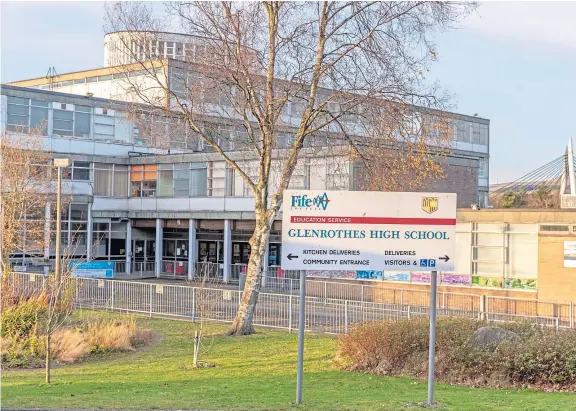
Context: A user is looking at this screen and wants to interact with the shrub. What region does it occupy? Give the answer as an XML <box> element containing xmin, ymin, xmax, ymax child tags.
<box><xmin>2</xmin><ymin>311</ymin><xmax>153</xmax><ymax>369</ymax></box>
<box><xmin>51</xmin><ymin>328</ymin><xmax>90</xmax><ymax>363</ymax></box>
<box><xmin>87</xmin><ymin>318</ymin><xmax>139</xmax><ymax>352</ymax></box>
<box><xmin>1</xmin><ymin>295</ymin><xmax>48</xmax><ymax>339</ymax></box>
<box><xmin>337</xmin><ymin>317</ymin><xmax>576</xmax><ymax>390</ymax></box>
<box><xmin>1</xmin><ymin>295</ymin><xmax>48</xmax><ymax>368</ymax></box>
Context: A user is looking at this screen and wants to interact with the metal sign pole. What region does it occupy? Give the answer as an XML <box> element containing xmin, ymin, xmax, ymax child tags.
<box><xmin>296</xmin><ymin>269</ymin><xmax>306</xmax><ymax>404</ymax></box>
<box><xmin>427</xmin><ymin>270</ymin><xmax>438</xmax><ymax>406</ymax></box>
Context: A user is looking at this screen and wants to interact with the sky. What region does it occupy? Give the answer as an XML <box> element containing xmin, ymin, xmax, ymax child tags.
<box><xmin>2</xmin><ymin>1</ymin><xmax>576</xmax><ymax>184</ymax></box>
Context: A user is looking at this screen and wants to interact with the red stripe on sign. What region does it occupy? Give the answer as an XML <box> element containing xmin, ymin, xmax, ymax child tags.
<box><xmin>290</xmin><ymin>216</ymin><xmax>456</xmax><ymax>225</ymax></box>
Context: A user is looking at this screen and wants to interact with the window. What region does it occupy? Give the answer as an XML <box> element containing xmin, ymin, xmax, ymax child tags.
<box><xmin>540</xmin><ymin>225</ymin><xmax>569</xmax><ymax>232</ymax></box>
<box><xmin>74</xmin><ymin>105</ymin><xmax>91</xmax><ymax>137</ymax></box>
<box><xmin>158</xmin><ymin>164</ymin><xmax>174</xmax><ymax>197</ymax></box>
<box><xmin>4</xmin><ymin>97</ymin><xmax>46</xmax><ymax>134</ymax></box>
<box><xmin>31</xmin><ymin>100</ymin><xmax>49</xmax><ymax>134</ymax></box>
<box><xmin>190</xmin><ymin>163</ymin><xmax>207</xmax><ymax>196</ymax></box>
<box><xmin>131</xmin><ymin>164</ymin><xmax>157</xmax><ymax>197</ymax></box>
<box><xmin>175</xmin><ymin>42</ymin><xmax>183</xmax><ymax>56</ymax></box>
<box><xmin>67</xmin><ymin>203</ymin><xmax>89</xmax><ymax>248</ymax></box>
<box><xmin>29</xmin><ymin>162</ymin><xmax>50</xmax><ymax>180</ymax></box>
<box><xmin>184</xmin><ymin>43</ymin><xmax>195</xmax><ymax>59</ymax></box>
<box><xmin>53</xmin><ymin>108</ymin><xmax>74</xmax><ymax>136</ymax></box>
<box><xmin>166</xmin><ymin>42</ymin><xmax>174</xmax><ymax>57</ymax></box>
<box><xmin>94</xmin><ymin>163</ymin><xmax>128</xmax><ymax>197</ymax></box>
<box><xmin>479</xmin><ymin>124</ymin><xmax>489</xmax><ymax>145</ymax></box>
<box><xmin>174</xmin><ymin>164</ymin><xmax>190</xmax><ymax>197</ymax></box>
<box><xmin>277</xmin><ymin>133</ymin><xmax>294</xmax><ymax>148</ymax></box>
<box><xmin>170</xmin><ymin>67</ymin><xmax>186</xmax><ymax>94</ymax></box>
<box><xmin>478</xmin><ymin>158</ymin><xmax>489</xmax><ymax>179</ymax></box>
<box><xmin>471</xmin><ymin>123</ymin><xmax>481</xmax><ymax>144</ymax></box>
<box><xmin>456</xmin><ymin>121</ymin><xmax>468</xmax><ymax>143</ymax></box>
<box><xmin>94</xmin><ymin>111</ymin><xmax>115</xmax><ymax>140</ymax></box>
<box><xmin>291</xmin><ymin>101</ymin><xmax>305</xmax><ymax>117</ymax></box>
<box><xmin>94</xmin><ymin>164</ymin><xmax>113</xmax><ymax>196</ymax></box>
<box><xmin>326</xmin><ymin>158</ymin><xmax>349</xmax><ymax>190</ymax></box>
<box><xmin>72</xmin><ymin>161</ymin><xmax>91</xmax><ymax>181</ymax></box>
<box><xmin>113</xmin><ymin>165</ymin><xmax>128</xmax><ymax>197</ymax></box>
<box><xmin>7</xmin><ymin>96</ymin><xmax>30</xmax><ymax>132</ymax></box>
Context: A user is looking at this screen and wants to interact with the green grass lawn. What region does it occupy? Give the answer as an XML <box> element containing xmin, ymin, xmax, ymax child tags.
<box><xmin>2</xmin><ymin>311</ymin><xmax>575</xmax><ymax>411</ymax></box>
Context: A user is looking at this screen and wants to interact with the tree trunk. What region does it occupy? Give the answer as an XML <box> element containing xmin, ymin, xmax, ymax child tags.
<box><xmin>228</xmin><ymin>213</ymin><xmax>270</xmax><ymax>335</ymax></box>
<box><xmin>45</xmin><ymin>332</ymin><xmax>51</xmax><ymax>384</ymax></box>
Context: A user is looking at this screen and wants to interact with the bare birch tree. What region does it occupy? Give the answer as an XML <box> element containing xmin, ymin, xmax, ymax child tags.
<box><xmin>105</xmin><ymin>1</ymin><xmax>475</xmax><ymax>335</ymax></box>
<box><xmin>0</xmin><ymin>129</ymin><xmax>54</xmax><ymax>276</ymax></box>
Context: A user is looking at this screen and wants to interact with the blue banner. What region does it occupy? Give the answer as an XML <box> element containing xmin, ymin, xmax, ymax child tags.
<box><xmin>69</xmin><ymin>261</ymin><xmax>114</xmax><ymax>278</ymax></box>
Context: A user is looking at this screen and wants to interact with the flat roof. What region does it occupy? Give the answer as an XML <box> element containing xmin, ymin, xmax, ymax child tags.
<box><xmin>5</xmin><ymin>60</ymin><xmax>164</xmax><ymax>88</ymax></box>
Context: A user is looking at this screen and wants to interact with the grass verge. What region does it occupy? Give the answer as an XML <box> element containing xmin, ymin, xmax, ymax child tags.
<box><xmin>2</xmin><ymin>311</ymin><xmax>575</xmax><ymax>411</ymax></box>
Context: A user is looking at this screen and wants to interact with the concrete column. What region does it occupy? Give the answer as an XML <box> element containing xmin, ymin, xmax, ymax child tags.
<box><xmin>44</xmin><ymin>203</ymin><xmax>51</xmax><ymax>275</ymax></box>
<box><xmin>223</xmin><ymin>219</ymin><xmax>232</xmax><ymax>283</ymax></box>
<box><xmin>86</xmin><ymin>203</ymin><xmax>93</xmax><ymax>260</ymax></box>
<box><xmin>262</xmin><ymin>236</ymin><xmax>270</xmax><ymax>288</ymax></box>
<box><xmin>125</xmin><ymin>220</ymin><xmax>132</xmax><ymax>274</ymax></box>
<box><xmin>155</xmin><ymin>218</ymin><xmax>163</xmax><ymax>278</ymax></box>
<box><xmin>187</xmin><ymin>219</ymin><xmax>197</xmax><ymax>280</ymax></box>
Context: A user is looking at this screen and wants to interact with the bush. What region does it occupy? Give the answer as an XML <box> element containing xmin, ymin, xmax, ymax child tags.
<box><xmin>87</xmin><ymin>318</ymin><xmax>139</xmax><ymax>352</ymax></box>
<box><xmin>1</xmin><ymin>296</ymin><xmax>49</xmax><ymax>368</ymax></box>
<box><xmin>336</xmin><ymin>317</ymin><xmax>576</xmax><ymax>390</ymax></box>
<box><xmin>1</xmin><ymin>310</ymin><xmax>153</xmax><ymax>369</ymax></box>
<box><xmin>51</xmin><ymin>328</ymin><xmax>90</xmax><ymax>363</ymax></box>
<box><xmin>1</xmin><ymin>295</ymin><xmax>48</xmax><ymax>339</ymax></box>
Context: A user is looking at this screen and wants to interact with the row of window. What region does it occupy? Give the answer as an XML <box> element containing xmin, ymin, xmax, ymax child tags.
<box><xmin>454</xmin><ymin>121</ymin><xmax>489</xmax><ymax>145</ymax></box>
<box><xmin>6</xmin><ymin>97</ymin><xmax>116</xmax><ymax>140</ymax></box>
<box><xmin>90</xmin><ymin>160</ymin><xmax>348</xmax><ymax>198</ymax></box>
<box><xmin>6</xmin><ymin>95</ymin><xmax>489</xmax><ymax>153</ymax></box>
<box><xmin>107</xmin><ymin>39</ymin><xmax>201</xmax><ymax>66</ymax></box>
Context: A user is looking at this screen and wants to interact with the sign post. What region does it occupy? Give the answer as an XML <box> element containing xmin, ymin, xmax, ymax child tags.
<box><xmin>427</xmin><ymin>269</ymin><xmax>438</xmax><ymax>406</ymax></box>
<box><xmin>281</xmin><ymin>190</ymin><xmax>456</xmax><ymax>405</ymax></box>
<box><xmin>295</xmin><ymin>269</ymin><xmax>306</xmax><ymax>404</ymax></box>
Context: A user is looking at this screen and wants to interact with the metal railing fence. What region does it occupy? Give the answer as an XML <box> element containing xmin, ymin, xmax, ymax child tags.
<box><xmin>5</xmin><ymin>272</ymin><xmax>574</xmax><ymax>333</ymax></box>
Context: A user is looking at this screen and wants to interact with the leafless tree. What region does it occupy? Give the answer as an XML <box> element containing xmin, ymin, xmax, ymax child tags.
<box><xmin>1</xmin><ymin>128</ymin><xmax>56</xmax><ymax>277</ymax></box>
<box><xmin>105</xmin><ymin>1</ymin><xmax>475</xmax><ymax>335</ymax></box>
<box><xmin>186</xmin><ymin>259</ymin><xmax>218</xmax><ymax>368</ymax></box>
<box><xmin>43</xmin><ymin>254</ymin><xmax>76</xmax><ymax>383</ymax></box>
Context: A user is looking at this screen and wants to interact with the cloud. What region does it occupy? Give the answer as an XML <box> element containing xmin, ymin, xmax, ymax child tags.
<box><xmin>460</xmin><ymin>2</ymin><xmax>576</xmax><ymax>52</ymax></box>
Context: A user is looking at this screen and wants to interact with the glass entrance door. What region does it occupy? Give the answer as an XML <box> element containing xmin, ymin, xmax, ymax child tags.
<box><xmin>198</xmin><ymin>241</ymin><xmax>218</xmax><ymax>263</ymax></box>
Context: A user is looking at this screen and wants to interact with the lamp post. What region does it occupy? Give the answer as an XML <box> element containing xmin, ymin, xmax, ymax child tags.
<box><xmin>53</xmin><ymin>158</ymin><xmax>69</xmax><ymax>283</ymax></box>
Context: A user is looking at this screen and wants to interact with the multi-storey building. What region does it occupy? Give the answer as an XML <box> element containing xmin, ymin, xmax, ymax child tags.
<box><xmin>2</xmin><ymin>31</ymin><xmax>490</xmax><ymax>281</ymax></box>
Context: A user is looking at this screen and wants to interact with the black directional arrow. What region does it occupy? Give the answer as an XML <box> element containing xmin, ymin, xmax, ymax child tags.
<box><xmin>439</xmin><ymin>255</ymin><xmax>450</xmax><ymax>262</ymax></box>
<box><xmin>287</xmin><ymin>253</ymin><xmax>299</xmax><ymax>261</ymax></box>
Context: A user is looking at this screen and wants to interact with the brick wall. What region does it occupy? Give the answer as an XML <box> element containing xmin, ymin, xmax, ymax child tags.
<box><xmin>428</xmin><ymin>163</ymin><xmax>478</xmax><ymax>208</ymax></box>
<box><xmin>353</xmin><ymin>161</ymin><xmax>479</xmax><ymax>208</ymax></box>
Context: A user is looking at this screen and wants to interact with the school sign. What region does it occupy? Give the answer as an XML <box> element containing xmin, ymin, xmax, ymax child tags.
<box><xmin>281</xmin><ymin>191</ymin><xmax>456</xmax><ymax>272</ymax></box>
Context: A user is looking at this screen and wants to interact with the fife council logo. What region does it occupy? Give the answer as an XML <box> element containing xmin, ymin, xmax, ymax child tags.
<box><xmin>422</xmin><ymin>197</ymin><xmax>439</xmax><ymax>214</ymax></box>
<box><xmin>291</xmin><ymin>193</ymin><xmax>330</xmax><ymax>211</ymax></box>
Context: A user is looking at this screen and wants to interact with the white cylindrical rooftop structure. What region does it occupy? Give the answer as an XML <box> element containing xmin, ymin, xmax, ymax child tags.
<box><xmin>104</xmin><ymin>31</ymin><xmax>215</xmax><ymax>67</ymax></box>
